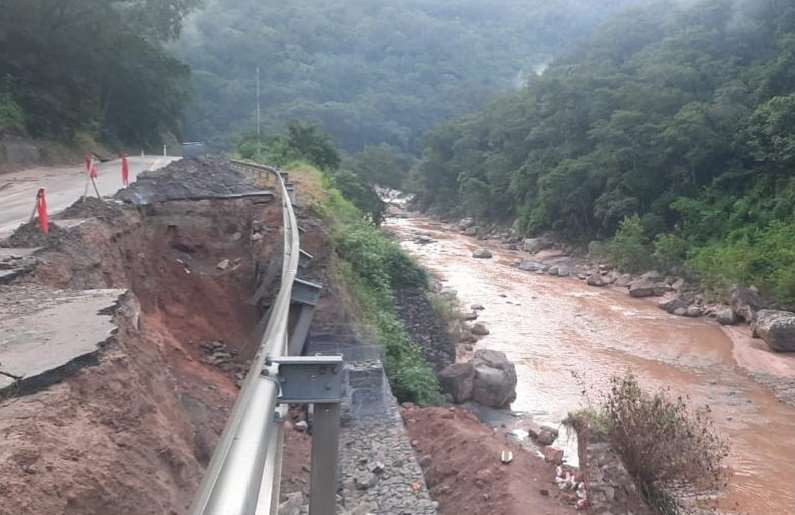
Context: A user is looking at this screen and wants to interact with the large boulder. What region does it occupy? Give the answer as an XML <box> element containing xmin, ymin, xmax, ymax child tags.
<box><xmin>731</xmin><ymin>287</ymin><xmax>764</xmax><ymax>323</ymax></box>
<box><xmin>628</xmin><ymin>280</ymin><xmax>658</xmax><ymax>298</ymax></box>
<box><xmin>658</xmin><ymin>296</ymin><xmax>689</xmax><ymax>314</ymax></box>
<box><xmin>586</xmin><ymin>274</ymin><xmax>607</xmax><ymax>287</ymax></box>
<box><xmin>517</xmin><ymin>260</ymin><xmax>547</xmax><ymax>272</ymax></box>
<box><xmin>752</xmin><ymin>310</ymin><xmax>795</xmax><ymax>352</ymax></box>
<box><xmin>716</xmin><ymin>307</ymin><xmax>738</xmax><ymax>326</ymax></box>
<box><xmin>438</xmin><ymin>362</ymin><xmax>475</xmax><ymax>403</ymax></box>
<box><xmin>472</xmin><ymin>248</ymin><xmax>493</xmax><ymax>259</ymax></box>
<box><xmin>523</xmin><ymin>237</ymin><xmax>552</xmax><ymax>254</ymax></box>
<box><xmin>470</xmin><ymin>322</ymin><xmax>490</xmax><ymax>336</ymax></box>
<box><xmin>458</xmin><ymin>217</ymin><xmax>475</xmax><ymax>231</ymax></box>
<box><xmin>471</xmin><ymin>349</ymin><xmax>517</xmax><ymax>408</ymax></box>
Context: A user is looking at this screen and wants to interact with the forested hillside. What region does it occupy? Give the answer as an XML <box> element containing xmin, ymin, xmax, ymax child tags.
<box><xmin>0</xmin><ymin>0</ymin><xmax>198</xmax><ymax>147</ymax></box>
<box><xmin>411</xmin><ymin>0</ymin><xmax>795</xmax><ymax>303</ymax></box>
<box><xmin>175</xmin><ymin>0</ymin><xmax>649</xmax><ymax>152</ymax></box>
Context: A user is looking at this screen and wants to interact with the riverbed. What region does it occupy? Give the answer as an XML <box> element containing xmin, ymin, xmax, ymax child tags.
<box><xmin>386</xmin><ymin>214</ymin><xmax>795</xmax><ymax>514</ymax></box>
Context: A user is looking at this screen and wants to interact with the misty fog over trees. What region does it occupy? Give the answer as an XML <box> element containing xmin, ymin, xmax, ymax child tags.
<box><xmin>174</xmin><ymin>0</ymin><xmax>650</xmax><ymax>152</ymax></box>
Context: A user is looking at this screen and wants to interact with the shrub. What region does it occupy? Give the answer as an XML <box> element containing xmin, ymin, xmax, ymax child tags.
<box><xmin>330</xmin><ymin>169</ymin><xmax>387</xmax><ymax>225</ymax></box>
<box><xmin>603</xmin><ymin>373</ymin><xmax>728</xmax><ymax>514</ymax></box>
<box><xmin>687</xmin><ymin>221</ymin><xmax>795</xmax><ymax>305</ymax></box>
<box><xmin>597</xmin><ymin>215</ymin><xmax>654</xmax><ymax>272</ymax></box>
<box><xmin>322</xmin><ymin>176</ymin><xmax>438</xmax><ymax>405</ymax></box>
<box><xmin>0</xmin><ymin>93</ymin><xmax>25</xmax><ymax>133</ymax></box>
<box><xmin>653</xmin><ymin>233</ymin><xmax>688</xmax><ymax>272</ymax></box>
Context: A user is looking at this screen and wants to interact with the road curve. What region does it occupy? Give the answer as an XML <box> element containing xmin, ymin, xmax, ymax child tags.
<box><xmin>0</xmin><ymin>156</ymin><xmax>179</xmax><ymax>237</ymax></box>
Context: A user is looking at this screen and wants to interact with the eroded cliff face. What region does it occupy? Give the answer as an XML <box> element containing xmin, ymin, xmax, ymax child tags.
<box><xmin>0</xmin><ymin>177</ymin><xmax>285</xmax><ymax>515</ymax></box>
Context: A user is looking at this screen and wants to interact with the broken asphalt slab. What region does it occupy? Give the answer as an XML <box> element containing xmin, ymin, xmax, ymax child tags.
<box><xmin>115</xmin><ymin>157</ymin><xmax>272</xmax><ymax>205</ymax></box>
<box><xmin>0</xmin><ymin>286</ymin><xmax>126</xmax><ymax>396</ymax></box>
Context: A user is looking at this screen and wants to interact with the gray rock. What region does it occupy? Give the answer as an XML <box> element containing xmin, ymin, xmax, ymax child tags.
<box><xmin>658</xmin><ymin>296</ymin><xmax>689</xmax><ymax>314</ymax></box>
<box><xmin>731</xmin><ymin>287</ymin><xmax>764</xmax><ymax>323</ymax></box>
<box><xmin>460</xmin><ymin>311</ymin><xmax>478</xmax><ymax>321</ymax></box>
<box><xmin>464</xmin><ymin>226</ymin><xmax>479</xmax><ymax>236</ymax></box>
<box><xmin>517</xmin><ymin>260</ymin><xmax>547</xmax><ymax>272</ymax></box>
<box><xmin>673</xmin><ymin>307</ymin><xmax>687</xmax><ymax>316</ymax></box>
<box><xmin>471</xmin><ymin>304</ymin><xmax>485</xmax><ymax>311</ymax></box>
<box><xmin>717</xmin><ymin>307</ymin><xmax>737</xmax><ymax>326</ymax></box>
<box><xmin>354</xmin><ymin>471</ymin><xmax>378</xmax><ymax>490</ymax></box>
<box><xmin>277</xmin><ymin>492</ymin><xmax>304</xmax><ymax>515</ymax></box>
<box><xmin>586</xmin><ymin>274</ymin><xmax>607</xmax><ymax>287</ymax></box>
<box><xmin>438</xmin><ymin>362</ymin><xmax>475</xmax><ymax>403</ymax></box>
<box><xmin>628</xmin><ymin>280</ymin><xmax>659</xmax><ymax>298</ymax></box>
<box><xmin>471</xmin><ymin>349</ymin><xmax>517</xmax><ymax>408</ymax></box>
<box><xmin>470</xmin><ymin>322</ymin><xmax>490</xmax><ymax>336</ymax></box>
<box><xmin>536</xmin><ymin>426</ymin><xmax>559</xmax><ymax>446</ymax></box>
<box><xmin>523</xmin><ymin>238</ymin><xmax>547</xmax><ymax>254</ymax></box>
<box><xmin>753</xmin><ymin>310</ymin><xmax>795</xmax><ymax>352</ymax></box>
<box><xmin>350</xmin><ymin>502</ymin><xmax>378</xmax><ymax>515</ymax></box>
<box><xmin>686</xmin><ymin>306</ymin><xmax>703</xmax><ymax>318</ymax></box>
<box><xmin>216</xmin><ymin>258</ymin><xmax>231</xmax><ymax>270</ymax></box>
<box><xmin>458</xmin><ymin>217</ymin><xmax>475</xmax><ymax>230</ymax></box>
<box><xmin>472</xmin><ymin>248</ymin><xmax>492</xmax><ymax>259</ymax></box>
<box><xmin>548</xmin><ymin>266</ymin><xmax>560</xmax><ymax>276</ymax></box>
<box><xmin>615</xmin><ymin>274</ymin><xmax>633</xmax><ymax>287</ymax></box>
<box><xmin>556</xmin><ymin>266</ymin><xmax>571</xmax><ymax>277</ymax></box>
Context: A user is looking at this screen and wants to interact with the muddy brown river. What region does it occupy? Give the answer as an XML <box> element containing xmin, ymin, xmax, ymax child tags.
<box><xmin>387</xmin><ymin>214</ymin><xmax>795</xmax><ymax>515</ymax></box>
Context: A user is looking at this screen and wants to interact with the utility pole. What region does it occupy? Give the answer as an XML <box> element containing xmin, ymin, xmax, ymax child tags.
<box><xmin>256</xmin><ymin>66</ymin><xmax>262</xmax><ymax>152</ymax></box>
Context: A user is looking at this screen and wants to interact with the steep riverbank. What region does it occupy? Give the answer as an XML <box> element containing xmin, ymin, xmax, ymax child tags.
<box><xmin>385</xmin><ymin>210</ymin><xmax>795</xmax><ymax>514</ymax></box>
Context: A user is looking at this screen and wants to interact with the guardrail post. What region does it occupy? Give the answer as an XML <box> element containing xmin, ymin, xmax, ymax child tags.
<box><xmin>309</xmin><ymin>403</ymin><xmax>340</xmax><ymax>515</ymax></box>
<box><xmin>271</xmin><ymin>356</ymin><xmax>344</xmax><ymax>515</ymax></box>
<box><xmin>289</xmin><ymin>278</ymin><xmax>322</xmax><ymax>356</ymax></box>
<box><xmin>285</xmin><ymin>183</ymin><xmax>297</xmax><ymax>205</ymax></box>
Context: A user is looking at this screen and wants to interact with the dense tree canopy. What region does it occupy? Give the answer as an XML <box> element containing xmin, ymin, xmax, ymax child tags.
<box><xmin>175</xmin><ymin>0</ymin><xmax>650</xmax><ymax>152</ymax></box>
<box><xmin>0</xmin><ymin>0</ymin><xmax>198</xmax><ymax>146</ymax></box>
<box><xmin>411</xmin><ymin>0</ymin><xmax>795</xmax><ymax>303</ymax></box>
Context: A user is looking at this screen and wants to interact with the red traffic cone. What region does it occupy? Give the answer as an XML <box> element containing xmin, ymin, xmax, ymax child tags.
<box><xmin>36</xmin><ymin>188</ymin><xmax>48</xmax><ymax>235</ymax></box>
<box><xmin>121</xmin><ymin>153</ymin><xmax>129</xmax><ymax>186</ymax></box>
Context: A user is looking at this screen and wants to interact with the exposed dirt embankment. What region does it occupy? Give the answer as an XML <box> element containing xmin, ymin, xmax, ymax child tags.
<box><xmin>403</xmin><ymin>405</ymin><xmax>575</xmax><ymax>515</ymax></box>
<box><xmin>0</xmin><ymin>162</ymin><xmax>283</xmax><ymax>514</ymax></box>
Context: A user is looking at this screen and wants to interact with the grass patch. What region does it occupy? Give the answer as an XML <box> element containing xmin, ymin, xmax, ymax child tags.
<box><xmin>290</xmin><ymin>161</ymin><xmax>442</xmax><ymax>405</ymax></box>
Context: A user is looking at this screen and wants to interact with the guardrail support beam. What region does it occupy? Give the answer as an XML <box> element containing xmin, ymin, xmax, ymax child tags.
<box><xmin>270</xmin><ymin>356</ymin><xmax>343</xmax><ymax>515</ymax></box>
<box><xmin>309</xmin><ymin>403</ymin><xmax>340</xmax><ymax>515</ymax></box>
<box><xmin>289</xmin><ymin>279</ymin><xmax>322</xmax><ymax>356</ymax></box>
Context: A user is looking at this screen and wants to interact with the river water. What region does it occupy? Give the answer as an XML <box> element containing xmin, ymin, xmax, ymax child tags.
<box><xmin>386</xmin><ymin>214</ymin><xmax>795</xmax><ymax>515</ymax></box>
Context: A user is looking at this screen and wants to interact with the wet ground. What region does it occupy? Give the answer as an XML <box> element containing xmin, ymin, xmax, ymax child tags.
<box><xmin>387</xmin><ymin>214</ymin><xmax>795</xmax><ymax>515</ymax></box>
<box><xmin>0</xmin><ymin>156</ymin><xmax>177</xmax><ymax>238</ymax></box>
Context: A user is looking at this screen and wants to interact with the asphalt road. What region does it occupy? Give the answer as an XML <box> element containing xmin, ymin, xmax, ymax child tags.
<box><xmin>0</xmin><ymin>156</ymin><xmax>178</xmax><ymax>237</ymax></box>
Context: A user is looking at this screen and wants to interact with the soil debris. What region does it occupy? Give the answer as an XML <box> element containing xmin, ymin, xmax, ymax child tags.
<box><xmin>59</xmin><ymin>196</ymin><xmax>125</xmax><ymax>221</ymax></box>
<box><xmin>115</xmin><ymin>157</ymin><xmax>259</xmax><ymax>204</ymax></box>
<box><xmin>3</xmin><ymin>219</ymin><xmax>69</xmax><ymax>248</ymax></box>
<box><xmin>402</xmin><ymin>405</ymin><xmax>575</xmax><ymax>515</ymax></box>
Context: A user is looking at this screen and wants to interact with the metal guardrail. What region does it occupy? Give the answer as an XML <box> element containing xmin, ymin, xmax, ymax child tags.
<box><xmin>189</xmin><ymin>160</ymin><xmax>339</xmax><ymax>515</ymax></box>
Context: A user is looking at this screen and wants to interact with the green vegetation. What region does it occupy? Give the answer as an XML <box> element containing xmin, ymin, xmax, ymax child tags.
<box><xmin>237</xmin><ymin>123</ymin><xmax>387</xmax><ymax>223</ymax></box>
<box><xmin>0</xmin><ymin>91</ymin><xmax>25</xmax><ymax>134</ymax></box>
<box><xmin>176</xmin><ymin>0</ymin><xmax>650</xmax><ymax>152</ymax></box>
<box><xmin>411</xmin><ymin>0</ymin><xmax>795</xmax><ymax>305</ymax></box>
<box><xmin>0</xmin><ymin>0</ymin><xmax>198</xmax><ymax>146</ymax></box>
<box><xmin>320</xmin><ymin>174</ymin><xmax>441</xmax><ymax>405</ymax></box>
<box><xmin>238</xmin><ymin>135</ymin><xmax>441</xmax><ymax>404</ymax></box>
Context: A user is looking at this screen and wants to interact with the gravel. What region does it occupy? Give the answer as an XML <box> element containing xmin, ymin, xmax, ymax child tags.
<box><xmin>115</xmin><ymin>157</ymin><xmax>260</xmax><ymax>204</ymax></box>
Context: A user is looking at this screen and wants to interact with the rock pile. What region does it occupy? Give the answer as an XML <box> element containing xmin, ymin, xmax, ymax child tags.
<box><xmin>438</xmin><ymin>349</ymin><xmax>517</xmax><ymax>408</ymax></box>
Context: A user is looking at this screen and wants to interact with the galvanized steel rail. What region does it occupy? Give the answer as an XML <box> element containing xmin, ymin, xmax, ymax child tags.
<box><xmin>189</xmin><ymin>160</ymin><xmax>302</xmax><ymax>515</ymax></box>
